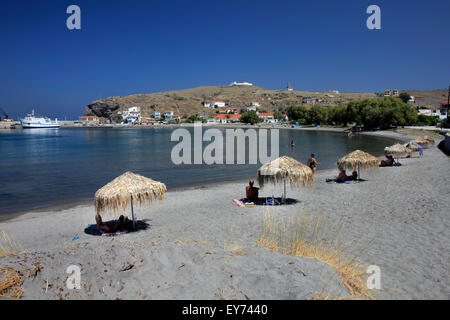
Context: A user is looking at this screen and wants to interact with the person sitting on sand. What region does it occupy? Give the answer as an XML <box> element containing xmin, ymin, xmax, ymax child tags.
<box><xmin>350</xmin><ymin>171</ymin><xmax>358</xmax><ymax>180</ymax></box>
<box><xmin>337</xmin><ymin>168</ymin><xmax>351</xmax><ymax>183</ymax></box>
<box><xmin>380</xmin><ymin>155</ymin><xmax>395</xmax><ymax>167</ymax></box>
<box><xmin>307</xmin><ymin>153</ymin><xmax>320</xmax><ymax>175</ymax></box>
<box><xmin>246</xmin><ymin>180</ymin><xmax>259</xmax><ymax>202</ymax></box>
<box><xmin>95</xmin><ymin>214</ymin><xmax>129</xmax><ymax>234</ymax></box>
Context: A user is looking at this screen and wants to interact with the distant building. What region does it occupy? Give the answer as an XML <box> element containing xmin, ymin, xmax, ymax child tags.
<box><xmin>225</xmin><ymin>107</ymin><xmax>239</xmax><ymax>114</ymax></box>
<box><xmin>409</xmin><ymin>95</ymin><xmax>424</xmax><ymax>104</ymax></box>
<box><xmin>204</xmin><ymin>101</ymin><xmax>226</xmax><ymax>108</ymax></box>
<box><xmin>121</xmin><ymin>106</ymin><xmax>141</xmax><ymax>122</ymax></box>
<box><xmin>213</xmin><ymin>101</ymin><xmax>226</xmax><ymax>108</ymax></box>
<box><xmin>258</xmin><ymin>112</ymin><xmax>277</xmax><ymax>123</ymax></box>
<box><xmin>384</xmin><ymin>89</ymin><xmax>399</xmax><ymax>97</ymax></box>
<box><xmin>213</xmin><ymin>114</ymin><xmax>242</xmax><ymax>124</ymax></box>
<box><xmin>153</xmin><ymin>111</ymin><xmax>161</xmax><ymax>120</ymax></box>
<box><xmin>230</xmin><ymin>81</ymin><xmax>253</xmax><ymax>86</ymax></box>
<box><xmin>126</xmin><ymin>111</ymin><xmax>140</xmax><ymax>123</ymax></box>
<box><xmin>287</xmin><ymin>83</ymin><xmax>293</xmax><ymax>91</ymax></box>
<box><xmin>164</xmin><ymin>111</ymin><xmax>174</xmax><ymax>118</ymax></box>
<box><xmin>134</xmin><ymin>118</ymin><xmax>158</xmax><ymax>126</ymax></box>
<box><xmin>79</xmin><ymin>116</ymin><xmax>100</xmax><ymax>124</ymax></box>
<box><xmin>439</xmin><ymin>100</ymin><xmax>449</xmax><ymax>119</ymax></box>
<box><xmin>305</xmin><ymin>98</ymin><xmax>317</xmax><ymax>104</ymax></box>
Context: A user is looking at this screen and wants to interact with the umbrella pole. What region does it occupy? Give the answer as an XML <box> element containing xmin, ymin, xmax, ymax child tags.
<box><xmin>358</xmin><ymin>165</ymin><xmax>360</xmax><ymax>180</ymax></box>
<box><xmin>283</xmin><ymin>180</ymin><xmax>287</xmax><ymax>201</ymax></box>
<box><xmin>131</xmin><ymin>196</ymin><xmax>136</xmax><ymax>230</ymax></box>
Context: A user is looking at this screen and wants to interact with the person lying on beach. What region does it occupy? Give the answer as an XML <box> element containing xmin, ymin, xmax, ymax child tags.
<box><xmin>246</xmin><ymin>180</ymin><xmax>259</xmax><ymax>202</ymax></box>
<box><xmin>307</xmin><ymin>153</ymin><xmax>320</xmax><ymax>175</ymax></box>
<box><xmin>380</xmin><ymin>155</ymin><xmax>395</xmax><ymax>167</ymax></box>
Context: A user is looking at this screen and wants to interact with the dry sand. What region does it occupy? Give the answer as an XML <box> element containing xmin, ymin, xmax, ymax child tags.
<box><xmin>0</xmin><ymin>131</ymin><xmax>449</xmax><ymax>300</ymax></box>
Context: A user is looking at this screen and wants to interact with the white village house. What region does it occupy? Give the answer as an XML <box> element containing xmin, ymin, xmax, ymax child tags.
<box><xmin>122</xmin><ymin>106</ymin><xmax>141</xmax><ymax>123</ymax></box>
<box><xmin>230</xmin><ymin>81</ymin><xmax>253</xmax><ymax>86</ymax></box>
<box><xmin>204</xmin><ymin>101</ymin><xmax>226</xmax><ymax>108</ymax></box>
<box><xmin>246</xmin><ymin>101</ymin><xmax>260</xmax><ymax>112</ymax></box>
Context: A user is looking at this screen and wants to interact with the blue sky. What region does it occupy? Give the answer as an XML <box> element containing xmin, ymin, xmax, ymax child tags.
<box><xmin>0</xmin><ymin>0</ymin><xmax>449</xmax><ymax>119</ymax></box>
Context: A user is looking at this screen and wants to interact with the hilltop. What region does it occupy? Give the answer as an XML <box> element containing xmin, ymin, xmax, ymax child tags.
<box><xmin>83</xmin><ymin>86</ymin><xmax>377</xmax><ymax>119</ymax></box>
<box><xmin>83</xmin><ymin>85</ymin><xmax>447</xmax><ymax>120</ymax></box>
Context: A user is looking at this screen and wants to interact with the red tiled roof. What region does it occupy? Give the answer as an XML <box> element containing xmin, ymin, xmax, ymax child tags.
<box><xmin>213</xmin><ymin>114</ymin><xmax>242</xmax><ymax>119</ymax></box>
<box><xmin>440</xmin><ymin>100</ymin><xmax>449</xmax><ymax>104</ymax></box>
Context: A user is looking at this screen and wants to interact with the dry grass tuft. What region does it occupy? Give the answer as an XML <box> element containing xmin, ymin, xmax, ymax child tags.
<box><xmin>0</xmin><ymin>230</ymin><xmax>25</xmax><ymax>257</ymax></box>
<box><xmin>257</xmin><ymin>210</ymin><xmax>374</xmax><ymax>299</ymax></box>
<box><xmin>0</xmin><ymin>267</ymin><xmax>24</xmax><ymax>299</ymax></box>
<box><xmin>311</xmin><ymin>293</ymin><xmax>364</xmax><ymax>300</ymax></box>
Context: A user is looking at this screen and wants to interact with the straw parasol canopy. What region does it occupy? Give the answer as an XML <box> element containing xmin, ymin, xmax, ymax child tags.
<box><xmin>404</xmin><ymin>142</ymin><xmax>420</xmax><ymax>152</ymax></box>
<box><xmin>337</xmin><ymin>150</ymin><xmax>379</xmax><ymax>178</ymax></box>
<box><xmin>421</xmin><ymin>135</ymin><xmax>435</xmax><ymax>144</ymax></box>
<box><xmin>410</xmin><ymin>137</ymin><xmax>430</xmax><ymax>147</ymax></box>
<box><xmin>258</xmin><ymin>156</ymin><xmax>313</xmax><ymax>188</ymax></box>
<box><xmin>95</xmin><ymin>171</ymin><xmax>166</xmax><ymax>221</ymax></box>
<box><xmin>384</xmin><ymin>143</ymin><xmax>412</xmax><ymax>158</ymax></box>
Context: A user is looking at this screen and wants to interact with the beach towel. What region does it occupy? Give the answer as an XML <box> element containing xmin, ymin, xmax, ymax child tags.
<box><xmin>265</xmin><ymin>198</ymin><xmax>280</xmax><ymax>205</ymax></box>
<box><xmin>326</xmin><ymin>178</ymin><xmax>360</xmax><ymax>184</ymax></box>
<box><xmin>101</xmin><ymin>230</ymin><xmax>128</xmax><ymax>237</ymax></box>
<box><xmin>232</xmin><ymin>199</ymin><xmax>246</xmax><ymax>207</ymax></box>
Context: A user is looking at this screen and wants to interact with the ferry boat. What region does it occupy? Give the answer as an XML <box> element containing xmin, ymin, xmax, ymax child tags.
<box><xmin>20</xmin><ymin>110</ymin><xmax>60</xmax><ymax>128</ymax></box>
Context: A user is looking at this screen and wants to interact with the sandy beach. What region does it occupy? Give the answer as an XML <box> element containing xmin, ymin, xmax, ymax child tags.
<box><xmin>0</xmin><ymin>130</ymin><xmax>448</xmax><ymax>300</ymax></box>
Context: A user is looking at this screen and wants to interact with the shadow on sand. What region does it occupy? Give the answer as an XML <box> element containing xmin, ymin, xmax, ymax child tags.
<box><xmin>240</xmin><ymin>197</ymin><xmax>298</xmax><ymax>206</ymax></box>
<box><xmin>84</xmin><ymin>219</ymin><xmax>150</xmax><ymax>236</ymax></box>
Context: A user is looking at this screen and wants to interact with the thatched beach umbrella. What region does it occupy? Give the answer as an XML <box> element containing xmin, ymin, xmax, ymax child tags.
<box><xmin>94</xmin><ymin>171</ymin><xmax>166</xmax><ymax>228</ymax></box>
<box><xmin>422</xmin><ymin>135</ymin><xmax>435</xmax><ymax>144</ymax></box>
<box><xmin>257</xmin><ymin>156</ymin><xmax>313</xmax><ymax>200</ymax></box>
<box><xmin>410</xmin><ymin>137</ymin><xmax>431</xmax><ymax>148</ymax></box>
<box><xmin>337</xmin><ymin>150</ymin><xmax>379</xmax><ymax>179</ymax></box>
<box><xmin>404</xmin><ymin>142</ymin><xmax>420</xmax><ymax>152</ymax></box>
<box><xmin>384</xmin><ymin>143</ymin><xmax>412</xmax><ymax>161</ymax></box>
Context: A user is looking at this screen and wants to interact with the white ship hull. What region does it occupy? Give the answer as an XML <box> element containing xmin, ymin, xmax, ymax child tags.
<box><xmin>20</xmin><ymin>110</ymin><xmax>60</xmax><ymax>129</ymax></box>
<box><xmin>21</xmin><ymin>122</ymin><xmax>61</xmax><ymax>128</ymax></box>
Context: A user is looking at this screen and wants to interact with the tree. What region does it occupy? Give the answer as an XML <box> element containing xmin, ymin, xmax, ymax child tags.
<box><xmin>328</xmin><ymin>105</ymin><xmax>347</xmax><ymax>126</ymax></box>
<box><xmin>306</xmin><ymin>106</ymin><xmax>329</xmax><ymax>125</ymax></box>
<box><xmin>240</xmin><ymin>110</ymin><xmax>261</xmax><ymax>124</ymax></box>
<box><xmin>399</xmin><ymin>92</ymin><xmax>411</xmax><ymax>104</ymax></box>
<box><xmin>273</xmin><ymin>110</ymin><xmax>284</xmax><ymax>121</ymax></box>
<box><xmin>286</xmin><ymin>106</ymin><xmax>308</xmax><ymax>122</ymax></box>
<box><xmin>185</xmin><ymin>115</ymin><xmax>206</xmax><ymax>123</ymax></box>
<box><xmin>347</xmin><ymin>97</ymin><xmax>417</xmax><ymax>129</ymax></box>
